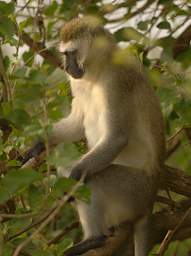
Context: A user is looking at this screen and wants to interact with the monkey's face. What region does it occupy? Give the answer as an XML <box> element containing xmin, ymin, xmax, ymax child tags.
<box><xmin>59</xmin><ymin>40</ymin><xmax>89</xmax><ymax>79</ymax></box>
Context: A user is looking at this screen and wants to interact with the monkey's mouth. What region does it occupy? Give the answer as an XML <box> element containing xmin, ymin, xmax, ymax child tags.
<box><xmin>66</xmin><ymin>65</ymin><xmax>85</xmax><ymax>79</ymax></box>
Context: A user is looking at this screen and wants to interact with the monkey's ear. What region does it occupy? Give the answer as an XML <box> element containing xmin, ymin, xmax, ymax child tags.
<box><xmin>21</xmin><ymin>141</ymin><xmax>45</xmax><ymax>165</ymax></box>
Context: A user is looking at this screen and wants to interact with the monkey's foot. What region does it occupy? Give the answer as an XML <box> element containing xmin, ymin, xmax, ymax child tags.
<box><xmin>64</xmin><ymin>235</ymin><xmax>107</xmax><ymax>256</ymax></box>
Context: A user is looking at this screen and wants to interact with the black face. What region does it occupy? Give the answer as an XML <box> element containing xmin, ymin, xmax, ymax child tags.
<box><xmin>63</xmin><ymin>50</ymin><xmax>85</xmax><ymax>79</ymax></box>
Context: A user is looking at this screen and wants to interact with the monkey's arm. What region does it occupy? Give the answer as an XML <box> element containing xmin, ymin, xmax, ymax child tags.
<box><xmin>70</xmin><ymin>92</ymin><xmax>129</xmax><ymax>180</ymax></box>
<box><xmin>49</xmin><ymin>98</ymin><xmax>84</xmax><ymax>145</ymax></box>
<box><xmin>22</xmin><ymin>98</ymin><xmax>84</xmax><ymax>164</ymax></box>
<box><xmin>70</xmin><ymin>132</ymin><xmax>128</xmax><ymax>180</ymax></box>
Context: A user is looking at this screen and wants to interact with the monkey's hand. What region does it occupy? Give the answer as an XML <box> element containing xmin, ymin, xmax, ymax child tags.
<box><xmin>69</xmin><ymin>165</ymin><xmax>87</xmax><ymax>181</ymax></box>
<box><xmin>21</xmin><ymin>141</ymin><xmax>45</xmax><ymax>165</ymax></box>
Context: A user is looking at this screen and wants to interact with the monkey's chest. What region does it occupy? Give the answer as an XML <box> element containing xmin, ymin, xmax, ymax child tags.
<box><xmin>81</xmin><ymin>87</ymin><xmax>106</xmax><ymax>148</ymax></box>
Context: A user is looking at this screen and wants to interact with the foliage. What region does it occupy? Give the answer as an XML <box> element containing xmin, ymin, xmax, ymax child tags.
<box><xmin>0</xmin><ymin>0</ymin><xmax>191</xmax><ymax>255</ymax></box>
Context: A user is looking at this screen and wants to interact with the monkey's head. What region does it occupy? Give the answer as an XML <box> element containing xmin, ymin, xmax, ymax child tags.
<box><xmin>59</xmin><ymin>16</ymin><xmax>115</xmax><ymax>79</ymax></box>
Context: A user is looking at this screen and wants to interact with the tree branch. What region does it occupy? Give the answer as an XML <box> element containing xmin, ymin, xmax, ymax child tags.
<box><xmin>125</xmin><ymin>0</ymin><xmax>155</xmax><ymax>20</ymax></box>
<box><xmin>163</xmin><ymin>165</ymin><xmax>191</xmax><ymax>198</ymax></box>
<box><xmin>20</xmin><ymin>32</ymin><xmax>63</xmax><ymax>69</ymax></box>
<box><xmin>64</xmin><ymin>203</ymin><xmax>191</xmax><ymax>256</ymax></box>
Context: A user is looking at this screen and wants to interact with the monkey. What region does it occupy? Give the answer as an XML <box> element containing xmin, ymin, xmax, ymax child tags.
<box><xmin>22</xmin><ymin>17</ymin><xmax>166</xmax><ymax>256</ymax></box>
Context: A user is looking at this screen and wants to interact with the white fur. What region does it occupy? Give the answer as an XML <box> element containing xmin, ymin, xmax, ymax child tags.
<box><xmin>69</xmin><ymin>77</ymin><xmax>155</xmax><ymax>171</ymax></box>
<box><xmin>59</xmin><ymin>41</ymin><xmax>76</xmax><ymax>53</ymax></box>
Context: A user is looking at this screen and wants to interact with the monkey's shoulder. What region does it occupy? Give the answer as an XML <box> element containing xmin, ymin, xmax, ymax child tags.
<box><xmin>110</xmin><ymin>62</ymin><xmax>146</xmax><ymax>86</ymax></box>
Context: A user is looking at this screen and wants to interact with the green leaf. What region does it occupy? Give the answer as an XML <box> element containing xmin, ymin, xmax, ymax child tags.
<box><xmin>23</xmin><ymin>50</ymin><xmax>34</xmax><ymax>66</ymax></box>
<box><xmin>26</xmin><ymin>248</ymin><xmax>53</xmax><ymax>256</ymax></box>
<box><xmin>28</xmin><ymin>185</ymin><xmax>44</xmax><ymax>210</ymax></box>
<box><xmin>2</xmin><ymin>243</ymin><xmax>14</xmax><ymax>256</ymax></box>
<box><xmin>158</xmin><ymin>0</ymin><xmax>171</xmax><ymax>4</ymax></box>
<box><xmin>13</xmin><ymin>67</ymin><xmax>27</xmax><ymax>79</ymax></box>
<box><xmin>44</xmin><ymin>0</ymin><xmax>58</xmax><ymax>16</ymax></box>
<box><xmin>0</xmin><ymin>17</ymin><xmax>15</xmax><ymax>38</ymax></box>
<box><xmin>3</xmin><ymin>56</ymin><xmax>10</xmax><ymax>71</ymax></box>
<box><xmin>115</xmin><ymin>27</ymin><xmax>145</xmax><ymax>42</ymax></box>
<box><xmin>75</xmin><ymin>184</ymin><xmax>91</xmax><ymax>203</ymax></box>
<box><xmin>15</xmin><ymin>82</ymin><xmax>44</xmax><ymax>102</ymax></box>
<box><xmin>0</xmin><ymin>1</ymin><xmax>15</xmax><ymax>16</ymax></box>
<box><xmin>28</xmin><ymin>69</ymin><xmax>47</xmax><ymax>84</ymax></box>
<box><xmin>53</xmin><ymin>177</ymin><xmax>91</xmax><ymax>202</ymax></box>
<box><xmin>174</xmin><ymin>99</ymin><xmax>191</xmax><ymax>124</ymax></box>
<box><xmin>176</xmin><ymin>9</ymin><xmax>189</xmax><ymax>16</ymax></box>
<box><xmin>157</xmin><ymin>21</ymin><xmax>171</xmax><ymax>30</ymax></box>
<box><xmin>7</xmin><ymin>160</ymin><xmax>21</xmax><ymax>167</ymax></box>
<box><xmin>53</xmin><ymin>177</ymin><xmax>76</xmax><ymax>197</ymax></box>
<box><xmin>48</xmin><ymin>143</ymin><xmax>81</xmax><ymax>167</ymax></box>
<box><xmin>19</xmin><ymin>17</ymin><xmax>33</xmax><ymax>30</ymax></box>
<box><xmin>176</xmin><ymin>48</ymin><xmax>191</xmax><ymax>68</ymax></box>
<box><xmin>0</xmin><ymin>168</ymin><xmax>42</xmax><ymax>203</ymax></box>
<box><xmin>137</xmin><ymin>21</ymin><xmax>149</xmax><ymax>31</ymax></box>
<box><xmin>0</xmin><ymin>139</ymin><xmax>4</xmax><ymax>155</ymax></box>
<box><xmin>7</xmin><ymin>217</ymin><xmax>30</xmax><ymax>236</ymax></box>
<box><xmin>5</xmin><ymin>108</ymin><xmax>31</xmax><ymax>129</ymax></box>
<box><xmin>156</xmin><ymin>36</ymin><xmax>174</xmax><ymax>57</ymax></box>
<box><xmin>56</xmin><ymin>238</ymin><xmax>73</xmax><ymax>256</ymax></box>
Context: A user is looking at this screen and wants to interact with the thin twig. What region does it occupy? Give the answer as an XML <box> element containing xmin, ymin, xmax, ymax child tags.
<box><xmin>166</xmin><ymin>126</ymin><xmax>191</xmax><ymax>159</ymax></box>
<box><xmin>20</xmin><ymin>32</ymin><xmax>63</xmax><ymax>69</ymax></box>
<box><xmin>7</xmin><ymin>206</ymin><xmax>56</xmax><ymax>241</ymax></box>
<box><xmin>47</xmin><ymin>222</ymin><xmax>79</xmax><ymax>245</ymax></box>
<box><xmin>157</xmin><ymin>206</ymin><xmax>191</xmax><ymax>256</ymax></box>
<box><xmin>125</xmin><ymin>0</ymin><xmax>155</xmax><ymax>20</ymax></box>
<box><xmin>41</xmin><ymin>97</ymin><xmax>51</xmax><ymax>194</ymax></box>
<box><xmin>0</xmin><ymin>212</ymin><xmax>37</xmax><ymax>219</ymax></box>
<box><xmin>12</xmin><ymin>176</ymin><xmax>84</xmax><ymax>256</ymax></box>
<box><xmin>16</xmin><ymin>0</ymin><xmax>33</xmax><ymax>14</ymax></box>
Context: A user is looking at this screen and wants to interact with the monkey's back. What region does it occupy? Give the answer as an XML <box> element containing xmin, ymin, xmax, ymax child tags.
<box><xmin>113</xmin><ymin>64</ymin><xmax>166</xmax><ymax>173</ymax></box>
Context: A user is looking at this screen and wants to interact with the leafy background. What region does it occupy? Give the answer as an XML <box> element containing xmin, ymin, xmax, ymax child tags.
<box><xmin>0</xmin><ymin>0</ymin><xmax>191</xmax><ymax>255</ymax></box>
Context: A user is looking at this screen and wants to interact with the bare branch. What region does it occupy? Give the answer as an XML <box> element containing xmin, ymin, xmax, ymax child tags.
<box><xmin>64</xmin><ymin>204</ymin><xmax>191</xmax><ymax>256</ymax></box>
<box><xmin>47</xmin><ymin>222</ymin><xmax>79</xmax><ymax>246</ymax></box>
<box><xmin>20</xmin><ymin>32</ymin><xmax>63</xmax><ymax>69</ymax></box>
<box><xmin>157</xmin><ymin>207</ymin><xmax>191</xmax><ymax>256</ymax></box>
<box><xmin>125</xmin><ymin>0</ymin><xmax>155</xmax><ymax>20</ymax></box>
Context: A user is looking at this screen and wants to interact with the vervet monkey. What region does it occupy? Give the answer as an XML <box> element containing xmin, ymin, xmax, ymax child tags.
<box><xmin>23</xmin><ymin>17</ymin><xmax>165</xmax><ymax>256</ymax></box>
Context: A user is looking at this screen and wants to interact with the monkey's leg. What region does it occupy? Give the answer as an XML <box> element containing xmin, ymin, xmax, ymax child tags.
<box><xmin>77</xmin><ymin>194</ymin><xmax>109</xmax><ymax>239</ymax></box>
<box><xmin>75</xmin><ymin>165</ymin><xmax>155</xmax><ymax>255</ymax></box>
<box><xmin>134</xmin><ymin>216</ymin><xmax>149</xmax><ymax>256</ymax></box>
<box><xmin>114</xmin><ymin>217</ymin><xmax>150</xmax><ymax>256</ymax></box>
